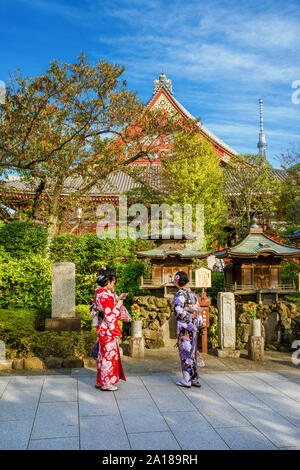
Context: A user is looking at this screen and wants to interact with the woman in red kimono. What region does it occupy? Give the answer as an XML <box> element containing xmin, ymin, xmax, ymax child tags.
<box><xmin>94</xmin><ymin>266</ymin><xmax>126</xmax><ymax>391</ymax></box>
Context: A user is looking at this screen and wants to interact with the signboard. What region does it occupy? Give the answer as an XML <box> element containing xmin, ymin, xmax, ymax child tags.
<box><xmin>200</xmin><ymin>308</ymin><xmax>210</xmax><ymax>328</ymax></box>
<box><xmin>195</xmin><ymin>267</ymin><xmax>211</xmax><ymax>288</ymax></box>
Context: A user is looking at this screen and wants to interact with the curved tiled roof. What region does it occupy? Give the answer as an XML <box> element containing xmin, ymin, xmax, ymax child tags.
<box><xmin>1</xmin><ymin>164</ymin><xmax>286</xmax><ymax>197</ymax></box>
<box><xmin>215</xmin><ymin>228</ymin><xmax>300</xmax><ymax>258</ymax></box>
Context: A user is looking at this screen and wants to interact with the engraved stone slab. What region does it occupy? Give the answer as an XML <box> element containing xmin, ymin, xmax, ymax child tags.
<box><xmin>217</xmin><ymin>292</ymin><xmax>236</xmax><ymax>350</ymax></box>
<box><xmin>51</xmin><ymin>262</ymin><xmax>75</xmax><ymax>318</ymax></box>
<box><xmin>0</xmin><ymin>340</ymin><xmax>5</xmax><ymax>361</ymax></box>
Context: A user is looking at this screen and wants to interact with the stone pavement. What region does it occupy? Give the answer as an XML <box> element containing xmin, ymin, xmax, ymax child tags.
<box><xmin>1</xmin><ymin>364</ymin><xmax>300</xmax><ymax>450</ymax></box>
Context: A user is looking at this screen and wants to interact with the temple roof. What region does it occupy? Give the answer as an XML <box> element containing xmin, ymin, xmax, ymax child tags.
<box><xmin>148</xmin><ymin>71</ymin><xmax>239</xmax><ymax>160</ymax></box>
<box><xmin>1</xmin><ymin>165</ymin><xmax>286</xmax><ymax>198</ymax></box>
<box><xmin>136</xmin><ymin>248</ymin><xmax>211</xmax><ymax>259</ymax></box>
<box><xmin>141</xmin><ymin>221</ymin><xmax>196</xmax><ymax>240</ymax></box>
<box><xmin>215</xmin><ymin>219</ymin><xmax>300</xmax><ymax>258</ymax></box>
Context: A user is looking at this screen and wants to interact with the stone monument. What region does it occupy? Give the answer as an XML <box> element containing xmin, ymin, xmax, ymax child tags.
<box><xmin>248</xmin><ymin>318</ymin><xmax>265</xmax><ymax>361</ymax></box>
<box><xmin>0</xmin><ymin>340</ymin><xmax>13</xmax><ymax>370</ymax></box>
<box><xmin>45</xmin><ymin>262</ymin><xmax>81</xmax><ymax>332</ymax></box>
<box><xmin>217</xmin><ymin>292</ymin><xmax>240</xmax><ymax>358</ymax></box>
<box><xmin>129</xmin><ymin>320</ymin><xmax>145</xmax><ymax>358</ymax></box>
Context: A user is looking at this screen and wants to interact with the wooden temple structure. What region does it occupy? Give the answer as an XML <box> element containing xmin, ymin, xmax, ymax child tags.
<box><xmin>215</xmin><ymin>218</ymin><xmax>300</xmax><ymax>303</ymax></box>
<box><xmin>136</xmin><ymin>221</ymin><xmax>211</xmax><ymax>297</ymax></box>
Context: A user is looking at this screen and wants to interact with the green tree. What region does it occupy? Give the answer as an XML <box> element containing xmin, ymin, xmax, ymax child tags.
<box><xmin>275</xmin><ymin>151</ymin><xmax>300</xmax><ymax>232</ymax></box>
<box><xmin>0</xmin><ymin>53</ymin><xmax>195</xmax><ymax>238</ymax></box>
<box><xmin>161</xmin><ymin>134</ymin><xmax>227</xmax><ymax>249</ymax></box>
<box><xmin>225</xmin><ymin>154</ymin><xmax>280</xmax><ymax>238</ymax></box>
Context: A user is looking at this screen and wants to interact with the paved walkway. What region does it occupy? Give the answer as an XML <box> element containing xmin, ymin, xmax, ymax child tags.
<box><xmin>1</xmin><ymin>366</ymin><xmax>300</xmax><ymax>450</ymax></box>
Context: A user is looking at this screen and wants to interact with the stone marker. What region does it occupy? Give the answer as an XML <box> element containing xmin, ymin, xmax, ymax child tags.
<box><xmin>248</xmin><ymin>319</ymin><xmax>265</xmax><ymax>361</ymax></box>
<box><xmin>217</xmin><ymin>292</ymin><xmax>240</xmax><ymax>358</ymax></box>
<box><xmin>248</xmin><ymin>336</ymin><xmax>265</xmax><ymax>361</ymax></box>
<box><xmin>263</xmin><ymin>312</ymin><xmax>281</xmax><ymax>344</ymax></box>
<box><xmin>129</xmin><ymin>320</ymin><xmax>145</xmax><ymax>358</ymax></box>
<box><xmin>0</xmin><ymin>340</ymin><xmax>5</xmax><ymax>361</ymax></box>
<box><xmin>45</xmin><ymin>262</ymin><xmax>81</xmax><ymax>332</ymax></box>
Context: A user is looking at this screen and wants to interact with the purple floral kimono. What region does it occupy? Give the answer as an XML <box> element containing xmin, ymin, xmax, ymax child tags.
<box><xmin>173</xmin><ymin>287</ymin><xmax>203</xmax><ymax>384</ymax></box>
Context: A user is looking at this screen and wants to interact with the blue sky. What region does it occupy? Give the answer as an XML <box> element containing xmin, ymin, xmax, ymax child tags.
<box><xmin>1</xmin><ymin>0</ymin><xmax>300</xmax><ymax>167</ymax></box>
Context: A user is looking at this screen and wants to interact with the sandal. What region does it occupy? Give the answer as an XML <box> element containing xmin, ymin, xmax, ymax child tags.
<box><xmin>176</xmin><ymin>380</ymin><xmax>191</xmax><ymax>388</ymax></box>
<box><xmin>191</xmin><ymin>381</ymin><xmax>202</xmax><ymax>388</ymax></box>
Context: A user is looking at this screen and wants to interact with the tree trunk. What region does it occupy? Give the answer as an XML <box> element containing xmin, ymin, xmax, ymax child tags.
<box><xmin>46</xmin><ymin>178</ymin><xmax>64</xmax><ymax>256</ymax></box>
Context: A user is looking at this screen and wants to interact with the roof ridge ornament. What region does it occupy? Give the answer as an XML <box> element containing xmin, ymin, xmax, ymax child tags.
<box><xmin>250</xmin><ymin>216</ymin><xmax>263</xmax><ymax>233</ymax></box>
<box><xmin>153</xmin><ymin>70</ymin><xmax>173</xmax><ymax>96</ymax></box>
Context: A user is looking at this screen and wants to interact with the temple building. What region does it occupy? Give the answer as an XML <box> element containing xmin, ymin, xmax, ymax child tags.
<box><xmin>214</xmin><ymin>218</ymin><xmax>300</xmax><ymax>303</ymax></box>
<box><xmin>0</xmin><ymin>71</ymin><xmax>286</xmax><ymax>234</ymax></box>
<box><xmin>136</xmin><ymin>220</ymin><xmax>211</xmax><ymax>297</ymax></box>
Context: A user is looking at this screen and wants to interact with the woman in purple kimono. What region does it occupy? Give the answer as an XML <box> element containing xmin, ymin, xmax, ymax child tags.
<box><xmin>173</xmin><ymin>271</ymin><xmax>203</xmax><ymax>388</ymax></box>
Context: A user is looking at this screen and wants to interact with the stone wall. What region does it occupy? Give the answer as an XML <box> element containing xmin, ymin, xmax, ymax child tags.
<box><xmin>133</xmin><ymin>295</ymin><xmax>176</xmax><ymax>349</ymax></box>
<box><xmin>235</xmin><ymin>301</ymin><xmax>300</xmax><ymax>351</ymax></box>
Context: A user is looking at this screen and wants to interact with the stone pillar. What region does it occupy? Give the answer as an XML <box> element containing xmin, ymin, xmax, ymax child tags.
<box><xmin>248</xmin><ymin>336</ymin><xmax>265</xmax><ymax>361</ymax></box>
<box><xmin>217</xmin><ymin>292</ymin><xmax>240</xmax><ymax>358</ymax></box>
<box><xmin>129</xmin><ymin>320</ymin><xmax>145</xmax><ymax>358</ymax></box>
<box><xmin>0</xmin><ymin>340</ymin><xmax>12</xmax><ymax>370</ymax></box>
<box><xmin>45</xmin><ymin>262</ymin><xmax>81</xmax><ymax>332</ymax></box>
<box><xmin>248</xmin><ymin>319</ymin><xmax>265</xmax><ymax>361</ymax></box>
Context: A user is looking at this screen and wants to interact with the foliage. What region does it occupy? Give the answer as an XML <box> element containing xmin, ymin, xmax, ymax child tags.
<box><xmin>226</xmin><ymin>154</ymin><xmax>280</xmax><ymax>238</ymax></box>
<box><xmin>0</xmin><ymin>307</ymin><xmax>97</xmax><ymax>358</ymax></box>
<box><xmin>275</xmin><ymin>152</ymin><xmax>300</xmax><ymax>228</ymax></box>
<box><xmin>114</xmin><ymin>260</ymin><xmax>148</xmax><ymax>308</ymax></box>
<box><xmin>0</xmin><ymin>53</ymin><xmax>196</xmax><ymax>237</ymax></box>
<box><xmin>205</xmin><ymin>272</ymin><xmax>224</xmax><ymax>306</ymax></box>
<box><xmin>207</xmin><ymin>305</ymin><xmax>218</xmax><ymax>349</ymax></box>
<box><xmin>281</xmin><ymin>259</ymin><xmax>299</xmax><ymax>285</ymax></box>
<box><xmin>0</xmin><ymin>221</ymin><xmax>48</xmax><ymax>257</ymax></box>
<box><xmin>130</xmin><ymin>303</ymin><xmax>141</xmax><ymax>321</ymax></box>
<box><xmin>0</xmin><ymin>253</ymin><xmax>51</xmax><ymax>308</ymax></box>
<box><xmin>160</xmin><ymin>135</ymin><xmax>227</xmax><ymax>249</ymax></box>
<box><xmin>247</xmin><ymin>301</ymin><xmax>257</xmax><ymax>319</ymax></box>
<box><xmin>76</xmin><ymin>304</ymin><xmax>92</xmax><ymax>331</ymax></box>
<box><xmin>50</xmin><ymin>232</ymin><xmax>143</xmax><ymax>274</ymax></box>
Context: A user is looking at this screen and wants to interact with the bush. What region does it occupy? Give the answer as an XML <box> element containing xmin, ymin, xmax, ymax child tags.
<box><xmin>76</xmin><ymin>304</ymin><xmax>92</xmax><ymax>331</ymax></box>
<box><xmin>0</xmin><ymin>308</ymin><xmax>97</xmax><ymax>358</ymax></box>
<box><xmin>0</xmin><ymin>254</ymin><xmax>51</xmax><ymax>309</ymax></box>
<box><xmin>0</xmin><ymin>221</ymin><xmax>48</xmax><ymax>257</ymax></box>
<box><xmin>50</xmin><ymin>232</ymin><xmax>145</xmax><ymax>274</ymax></box>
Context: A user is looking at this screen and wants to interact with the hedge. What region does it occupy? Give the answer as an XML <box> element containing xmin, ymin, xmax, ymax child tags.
<box><xmin>0</xmin><ymin>221</ymin><xmax>48</xmax><ymax>257</ymax></box>
<box><xmin>0</xmin><ymin>255</ymin><xmax>52</xmax><ymax>308</ymax></box>
<box><xmin>0</xmin><ymin>308</ymin><xmax>97</xmax><ymax>358</ymax></box>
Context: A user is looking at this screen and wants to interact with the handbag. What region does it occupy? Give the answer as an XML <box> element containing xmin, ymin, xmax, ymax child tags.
<box><xmin>92</xmin><ymin>341</ymin><xmax>99</xmax><ymax>359</ymax></box>
<box><xmin>120</xmin><ymin>304</ymin><xmax>132</xmax><ymax>322</ymax></box>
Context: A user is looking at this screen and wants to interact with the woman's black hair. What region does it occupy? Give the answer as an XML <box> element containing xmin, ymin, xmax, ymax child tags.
<box><xmin>97</xmin><ymin>266</ymin><xmax>117</xmax><ymax>287</ymax></box>
<box><xmin>175</xmin><ymin>271</ymin><xmax>189</xmax><ymax>287</ymax></box>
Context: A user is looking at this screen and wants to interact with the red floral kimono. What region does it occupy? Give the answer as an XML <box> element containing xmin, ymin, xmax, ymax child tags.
<box><xmin>95</xmin><ymin>287</ymin><xmax>126</xmax><ymax>388</ymax></box>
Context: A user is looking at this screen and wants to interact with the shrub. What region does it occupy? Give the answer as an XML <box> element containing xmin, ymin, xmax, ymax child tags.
<box><xmin>0</xmin><ymin>221</ymin><xmax>48</xmax><ymax>257</ymax></box>
<box><xmin>76</xmin><ymin>304</ymin><xmax>92</xmax><ymax>331</ymax></box>
<box><xmin>0</xmin><ymin>307</ymin><xmax>98</xmax><ymax>358</ymax></box>
<box><xmin>0</xmin><ymin>254</ymin><xmax>51</xmax><ymax>309</ymax></box>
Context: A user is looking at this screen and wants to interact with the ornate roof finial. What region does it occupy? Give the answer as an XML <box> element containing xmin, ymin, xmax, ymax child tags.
<box><xmin>153</xmin><ymin>70</ymin><xmax>172</xmax><ymax>96</ymax></box>
<box><xmin>257</xmin><ymin>98</ymin><xmax>267</xmax><ymax>158</ymax></box>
